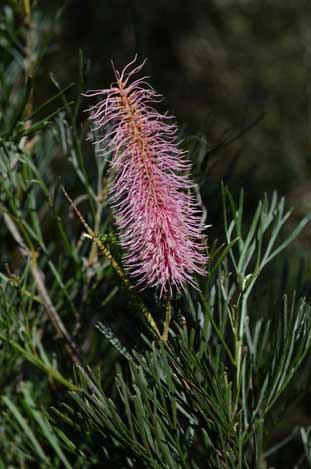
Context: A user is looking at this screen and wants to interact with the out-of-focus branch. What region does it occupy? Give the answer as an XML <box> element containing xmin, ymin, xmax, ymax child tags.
<box><xmin>3</xmin><ymin>213</ymin><xmax>82</xmax><ymax>365</ymax></box>
<box><xmin>24</xmin><ymin>0</ymin><xmax>33</xmax><ymax>118</ymax></box>
<box><xmin>1</xmin><ymin>2</ymin><xmax>83</xmax><ymax>367</ymax></box>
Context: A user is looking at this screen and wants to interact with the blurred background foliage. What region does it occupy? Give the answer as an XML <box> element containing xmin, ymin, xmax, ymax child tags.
<box><xmin>41</xmin><ymin>0</ymin><xmax>311</xmax><ymax>195</ymax></box>
<box><xmin>0</xmin><ymin>0</ymin><xmax>310</xmax><ymax>467</ymax></box>
<box><xmin>36</xmin><ymin>0</ymin><xmax>311</xmax><ymax>276</ymax></box>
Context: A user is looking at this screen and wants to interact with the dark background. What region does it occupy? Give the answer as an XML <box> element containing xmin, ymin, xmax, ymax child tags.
<box><xmin>37</xmin><ymin>0</ymin><xmax>311</xmax><ymax>275</ymax></box>
<box><xmin>39</xmin><ymin>0</ymin><xmax>311</xmax><ymax>201</ymax></box>
<box><xmin>38</xmin><ymin>0</ymin><xmax>311</xmax><ymax>290</ymax></box>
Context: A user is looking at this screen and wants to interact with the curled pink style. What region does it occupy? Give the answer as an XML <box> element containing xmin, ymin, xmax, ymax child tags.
<box><xmin>85</xmin><ymin>56</ymin><xmax>206</xmax><ymax>295</ymax></box>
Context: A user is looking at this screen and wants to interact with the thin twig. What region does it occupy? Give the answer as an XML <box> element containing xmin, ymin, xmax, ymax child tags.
<box><xmin>204</xmin><ymin>112</ymin><xmax>265</xmax><ymax>160</ymax></box>
<box><xmin>62</xmin><ymin>186</ymin><xmax>129</xmax><ymax>285</ymax></box>
<box><xmin>3</xmin><ymin>213</ymin><xmax>82</xmax><ymax>365</ymax></box>
<box><xmin>88</xmin><ymin>185</ymin><xmax>107</xmax><ymax>264</ymax></box>
<box><xmin>2</xmin><ymin>2</ymin><xmax>82</xmax><ymax>370</ymax></box>
<box><xmin>23</xmin><ymin>0</ymin><xmax>33</xmax><ymax>118</ymax></box>
<box><xmin>61</xmin><ymin>186</ymin><xmax>161</xmax><ymax>339</ymax></box>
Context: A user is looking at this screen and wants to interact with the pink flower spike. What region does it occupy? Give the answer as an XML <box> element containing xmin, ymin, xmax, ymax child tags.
<box><xmin>85</xmin><ymin>57</ymin><xmax>207</xmax><ymax>296</ymax></box>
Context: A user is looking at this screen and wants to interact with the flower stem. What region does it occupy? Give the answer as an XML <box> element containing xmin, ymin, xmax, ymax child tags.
<box><xmin>161</xmin><ymin>296</ymin><xmax>171</xmax><ymax>342</ymax></box>
<box><xmin>62</xmin><ymin>186</ymin><xmax>161</xmax><ymax>339</ymax></box>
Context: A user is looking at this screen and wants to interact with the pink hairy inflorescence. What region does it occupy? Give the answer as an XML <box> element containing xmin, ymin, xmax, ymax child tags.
<box><xmin>85</xmin><ymin>56</ymin><xmax>206</xmax><ymax>296</ymax></box>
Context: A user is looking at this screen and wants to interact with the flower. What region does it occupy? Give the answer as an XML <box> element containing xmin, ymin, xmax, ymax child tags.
<box><xmin>85</xmin><ymin>56</ymin><xmax>206</xmax><ymax>295</ymax></box>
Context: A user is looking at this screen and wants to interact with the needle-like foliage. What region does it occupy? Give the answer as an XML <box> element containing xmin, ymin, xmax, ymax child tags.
<box><xmin>0</xmin><ymin>2</ymin><xmax>310</xmax><ymax>469</ymax></box>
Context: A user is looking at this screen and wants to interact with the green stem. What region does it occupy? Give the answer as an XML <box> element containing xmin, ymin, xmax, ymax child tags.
<box><xmin>62</xmin><ymin>186</ymin><xmax>161</xmax><ymax>339</ymax></box>
<box><xmin>161</xmin><ymin>296</ymin><xmax>171</xmax><ymax>342</ymax></box>
<box><xmin>199</xmin><ymin>292</ymin><xmax>235</xmax><ymax>365</ymax></box>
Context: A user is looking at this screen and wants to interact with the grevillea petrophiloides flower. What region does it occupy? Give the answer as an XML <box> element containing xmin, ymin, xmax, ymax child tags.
<box><xmin>84</xmin><ymin>57</ymin><xmax>207</xmax><ymax>295</ymax></box>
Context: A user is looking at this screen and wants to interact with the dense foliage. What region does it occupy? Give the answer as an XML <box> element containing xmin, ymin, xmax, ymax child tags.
<box><xmin>0</xmin><ymin>2</ymin><xmax>310</xmax><ymax>468</ymax></box>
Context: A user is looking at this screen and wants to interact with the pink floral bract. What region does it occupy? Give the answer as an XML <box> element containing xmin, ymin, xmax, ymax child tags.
<box><xmin>85</xmin><ymin>57</ymin><xmax>206</xmax><ymax>295</ymax></box>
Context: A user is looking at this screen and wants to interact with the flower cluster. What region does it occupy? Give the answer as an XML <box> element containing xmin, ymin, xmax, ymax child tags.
<box><xmin>85</xmin><ymin>57</ymin><xmax>206</xmax><ymax>295</ymax></box>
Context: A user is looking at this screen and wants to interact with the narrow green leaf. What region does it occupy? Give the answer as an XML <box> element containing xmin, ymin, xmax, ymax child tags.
<box><xmin>2</xmin><ymin>396</ymin><xmax>48</xmax><ymax>463</ymax></box>
<box><xmin>266</xmin><ymin>212</ymin><xmax>311</xmax><ymax>264</ymax></box>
